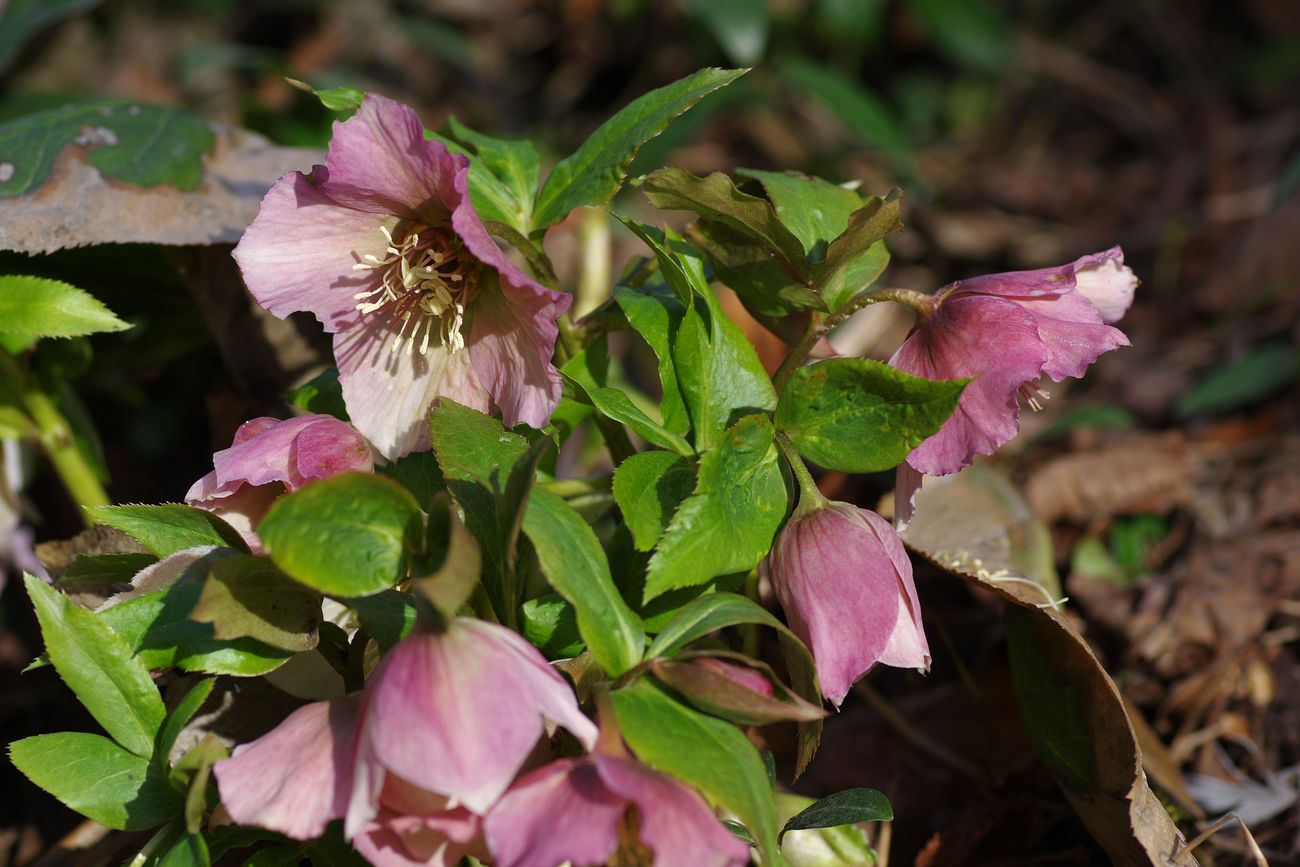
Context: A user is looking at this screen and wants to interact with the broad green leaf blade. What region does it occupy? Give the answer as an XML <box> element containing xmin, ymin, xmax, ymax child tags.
<box><xmin>84</xmin><ymin>504</ymin><xmax>248</xmax><ymax>557</ymax></box>
<box><xmin>0</xmin><ymin>275</ymin><xmax>130</xmax><ymax>337</ymax></box>
<box><xmin>640</xmin><ymin>168</ymin><xmax>809</xmax><ymax>278</ymax></box>
<box><xmin>61</xmin><ymin>552</ymin><xmax>158</xmax><ymax>586</ymax></box>
<box><xmin>521</xmin><ymin>593</ymin><xmax>585</xmax><ymax>659</ymax></box>
<box><xmin>612</xmin><ymin>450</ymin><xmax>697</xmax><ymax>551</ymax></box>
<box><xmin>0</xmin><ymin>99</ymin><xmax>216</xmax><ymax>197</ymax></box>
<box><xmin>644</xmin><ymin>415</ymin><xmax>786</xmax><ymax>601</ymax></box>
<box><xmin>614</xmin><ymin>282</ymin><xmax>691</xmax><ymax>437</ymax></box>
<box><xmin>522</xmin><ymin>488</ymin><xmax>644</xmax><ymax>676</ymax></box>
<box><xmin>287</xmin><ymin>367</ymin><xmax>348</xmax><ymax>420</ymax></box>
<box><xmin>191</xmin><ymin>556</ymin><xmax>321</xmax><ymax>652</ymax></box>
<box><xmin>429</xmin><ymin>399</ymin><xmax>529</xmax><ymax>481</ymax></box>
<box><xmin>9</xmin><ymin>732</ymin><xmax>181</xmax><ymax>830</ymax></box>
<box><xmin>155</xmin><ymin>677</ymin><xmax>215</xmax><ymax>765</ymax></box>
<box><xmin>646</xmin><ymin>591</ymin><xmax>786</xmax><ymax>657</ymax></box>
<box><xmin>259</xmin><ymin>473</ymin><xmax>423</xmax><ymax>598</ymax></box>
<box><xmin>734</xmin><ymin>169</ymin><xmax>866</xmax><ymax>261</ymax></box>
<box><xmin>347</xmin><ymin>590</ymin><xmax>418</xmax><ymax>651</ymax></box>
<box><xmin>775</xmin><ymin>358</ymin><xmax>966</xmax><ymax>473</ymax></box>
<box><xmin>612</xmin><ymin>680</ymin><xmax>785</xmax><ymax>865</ymax></box>
<box><xmin>780</xmin><ymin>788</ymin><xmax>893</xmax><ymax>839</ymax></box>
<box><xmin>433</xmin><ymin>117</ymin><xmax>540</xmax><ymax>235</ymax></box>
<box><xmin>809</xmin><ymin>196</ymin><xmax>902</xmax><ymax>310</ymax></box>
<box><xmin>289</xmin><ymin>79</ymin><xmax>365</xmax><ymax>112</ymax></box>
<box><xmin>25</xmin><ymin>575</ymin><xmax>165</xmax><ymax>757</ymax></box>
<box><xmin>585</xmin><ymin>383</ymin><xmax>693</xmax><ymax>456</ymax></box>
<box><xmin>155</xmin><ymin>829</ymin><xmax>212</xmax><ymax>867</ymax></box>
<box><xmin>531</xmin><ymin>67</ymin><xmax>749</xmax><ymax>231</ymax></box>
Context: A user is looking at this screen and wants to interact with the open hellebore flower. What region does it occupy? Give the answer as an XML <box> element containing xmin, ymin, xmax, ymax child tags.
<box><xmin>770</xmin><ymin>502</ymin><xmax>929</xmax><ymax>706</ymax></box>
<box><xmin>889</xmin><ymin>247</ymin><xmax>1137</xmax><ymax>477</ymax></box>
<box><xmin>233</xmin><ymin>94</ymin><xmax>570</xmax><ymax>459</ymax></box>
<box><xmin>485</xmin><ymin>753</ymin><xmax>751</xmax><ymax>867</ymax></box>
<box><xmin>185</xmin><ymin>414</ymin><xmax>372</xmax><ymax>550</ymax></box>
<box><xmin>214</xmin><ymin>619</ymin><xmax>595</xmax><ymax>864</ymax></box>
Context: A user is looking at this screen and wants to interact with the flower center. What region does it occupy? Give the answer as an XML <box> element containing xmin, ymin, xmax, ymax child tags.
<box><xmin>352</xmin><ymin>221</ymin><xmax>480</xmax><ymax>355</ymax></box>
<box><xmin>1019</xmin><ymin>381</ymin><xmax>1051</xmax><ymax>412</ymax></box>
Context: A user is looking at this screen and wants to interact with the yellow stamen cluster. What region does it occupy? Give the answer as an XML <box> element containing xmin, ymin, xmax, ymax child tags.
<box><xmin>352</xmin><ymin>222</ymin><xmax>479</xmax><ymax>356</ymax></box>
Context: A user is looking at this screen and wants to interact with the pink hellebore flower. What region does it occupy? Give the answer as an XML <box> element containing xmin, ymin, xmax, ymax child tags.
<box><xmin>770</xmin><ymin>502</ymin><xmax>929</xmax><ymax>707</ymax></box>
<box><xmin>213</xmin><ymin>619</ymin><xmax>595</xmax><ymax>866</ymax></box>
<box><xmin>185</xmin><ymin>414</ymin><xmax>372</xmax><ymax>550</ymax></box>
<box><xmin>889</xmin><ymin>247</ymin><xmax>1137</xmax><ymax>477</ymax></box>
<box><xmin>485</xmin><ymin>753</ymin><xmax>751</xmax><ymax>867</ymax></box>
<box><xmin>233</xmin><ymin>94</ymin><xmax>571</xmax><ymax>459</ymax></box>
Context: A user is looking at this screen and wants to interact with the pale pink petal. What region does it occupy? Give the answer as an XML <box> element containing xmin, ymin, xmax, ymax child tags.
<box><xmin>214</xmin><ymin>697</ymin><xmax>360</xmax><ymax>840</ymax></box>
<box><xmin>290</xmin><ymin>417</ymin><xmax>374</xmax><ymax>487</ymax></box>
<box><xmin>232</xmin><ymin>168</ymin><xmax>391</xmax><ymax>332</ymax></box>
<box><xmin>1013</xmin><ymin>289</ymin><xmax>1129</xmax><ymax>381</ymax></box>
<box><xmin>231</xmin><ymin>417</ymin><xmax>279</xmax><ymax>445</ymax></box>
<box><xmin>192</xmin><ymin>482</ymin><xmax>283</xmax><ymax>553</ymax></box>
<box><xmin>596</xmin><ymin>756</ymin><xmax>751</xmax><ymax>867</ymax></box>
<box><xmin>211</xmin><ymin>416</ymin><xmax>320</xmax><ymax>488</ymax></box>
<box><xmin>891</xmin><ymin>296</ymin><xmax>1046</xmax><ymax>476</ymax></box>
<box><xmin>354</xmin><ymin>805</ymin><xmax>486</xmax><ymax>867</ymax></box>
<box><xmin>333</xmin><ymin>315</ymin><xmax>490</xmax><ymax>460</ymax></box>
<box><xmin>691</xmin><ymin>658</ymin><xmax>776</xmax><ymax>698</ymax></box>
<box><xmin>893</xmin><ymin>462</ymin><xmax>923</xmax><ymax>532</ymax></box>
<box><xmin>322</xmin><ymin>94</ymin><xmax>463</xmax><ymax>220</ymax></box>
<box><xmin>854</xmin><ymin>508</ymin><xmax>929</xmax><ymax>672</ymax></box>
<box><xmin>1073</xmin><ymin>247</ymin><xmax>1137</xmax><ymax>323</ymax></box>
<box><xmin>484</xmin><ymin>760</ymin><xmax>625</xmax><ymax>867</ymax></box>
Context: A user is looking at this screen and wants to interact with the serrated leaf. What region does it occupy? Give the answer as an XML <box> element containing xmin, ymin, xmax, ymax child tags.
<box><xmin>289</xmin><ymin>80</ymin><xmax>365</xmax><ymax>112</ymax></box>
<box><xmin>775</xmin><ymin>358</ymin><xmax>966</xmax><ymax>473</ymax></box>
<box><xmin>644</xmin><ymin>415</ymin><xmax>787</xmax><ymax>601</ymax></box>
<box><xmin>0</xmin><ymin>99</ymin><xmax>216</xmax><ymax>197</ymax></box>
<box><xmin>9</xmin><ymin>732</ymin><xmax>180</xmax><ymax>830</ymax></box>
<box><xmin>780</xmin><ymin>788</ymin><xmax>893</xmax><ymax>839</ymax></box>
<box><xmin>432</xmin><ymin>117</ymin><xmax>540</xmax><ymax>235</ymax></box>
<box><xmin>84</xmin><ymin>504</ymin><xmax>248</xmax><ymax>558</ymax></box>
<box><xmin>810</xmin><ymin>196</ymin><xmax>902</xmax><ymax>310</ymax></box>
<box><xmin>521</xmin><ymin>593</ymin><xmax>585</xmax><ymax>659</ymax></box>
<box><xmin>191</xmin><ymin>556</ymin><xmax>321</xmax><ymax>652</ymax></box>
<box><xmin>531</xmin><ymin>67</ymin><xmax>748</xmax><ymax>231</ymax></box>
<box><xmin>258</xmin><ymin>473</ymin><xmax>423</xmax><ymax>598</ymax></box>
<box><xmin>735</xmin><ymin>169</ymin><xmax>865</xmax><ymax>260</ymax></box>
<box><xmin>60</xmin><ymin>552</ymin><xmax>159</xmax><ymax>586</ymax></box>
<box><xmin>0</xmin><ymin>275</ymin><xmax>130</xmax><ymax>337</ymax></box>
<box><xmin>25</xmin><ymin>575</ymin><xmax>165</xmax><ymax>757</ymax></box>
<box><xmin>565</xmin><ymin>373</ymin><xmax>693</xmax><ymax>456</ymax></box>
<box><xmin>614</xmin><ymin>282</ymin><xmax>691</xmax><ymax>437</ymax></box>
<box><xmin>155</xmin><ymin>677</ymin><xmax>215</xmax><ymax>766</ymax></box>
<box><xmin>612</xmin><ymin>680</ymin><xmax>785</xmax><ymax>865</ymax></box>
<box><xmin>612</xmin><ymin>450</ymin><xmax>696</xmax><ymax>551</ymax></box>
<box><xmin>522</xmin><ymin>488</ymin><xmax>644</xmax><ymax>676</ymax></box>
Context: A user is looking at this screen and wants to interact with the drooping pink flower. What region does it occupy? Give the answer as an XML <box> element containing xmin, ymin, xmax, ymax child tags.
<box><xmin>485</xmin><ymin>753</ymin><xmax>751</xmax><ymax>867</ymax></box>
<box><xmin>770</xmin><ymin>502</ymin><xmax>929</xmax><ymax>706</ymax></box>
<box><xmin>889</xmin><ymin>247</ymin><xmax>1137</xmax><ymax>476</ymax></box>
<box><xmin>185</xmin><ymin>414</ymin><xmax>372</xmax><ymax>550</ymax></box>
<box><xmin>233</xmin><ymin>94</ymin><xmax>571</xmax><ymax>459</ymax></box>
<box><xmin>214</xmin><ymin>618</ymin><xmax>595</xmax><ymax>862</ymax></box>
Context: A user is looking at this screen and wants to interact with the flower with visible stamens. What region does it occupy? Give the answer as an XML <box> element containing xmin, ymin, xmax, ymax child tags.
<box><xmin>233</xmin><ymin>94</ymin><xmax>570</xmax><ymax>459</ymax></box>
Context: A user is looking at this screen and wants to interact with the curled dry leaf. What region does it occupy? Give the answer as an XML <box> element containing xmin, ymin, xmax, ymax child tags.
<box><xmin>900</xmin><ymin>465</ymin><xmax>1199</xmax><ymax>867</ymax></box>
<box><xmin>0</xmin><ymin>124</ymin><xmax>321</xmax><ymax>254</ymax></box>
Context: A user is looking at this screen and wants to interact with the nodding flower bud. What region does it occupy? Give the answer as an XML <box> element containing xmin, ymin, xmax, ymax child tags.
<box><xmin>649</xmin><ymin>655</ymin><xmax>827</xmax><ymax>726</ymax></box>
<box><xmin>769</xmin><ymin>501</ymin><xmax>929</xmax><ymax>707</ymax></box>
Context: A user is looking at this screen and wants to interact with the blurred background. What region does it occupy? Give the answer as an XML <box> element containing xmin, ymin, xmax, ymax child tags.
<box><xmin>1</xmin><ymin>1</ymin><xmax>1298</xmax><ymax>864</ymax></box>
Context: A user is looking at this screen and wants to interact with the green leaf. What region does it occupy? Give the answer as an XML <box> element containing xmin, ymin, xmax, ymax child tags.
<box><xmin>379</xmin><ymin>451</ymin><xmax>445</xmax><ymax>511</ymax></box>
<box><xmin>531</xmin><ymin>67</ymin><xmax>749</xmax><ymax>231</ymax></box>
<box><xmin>567</xmin><ymin>375</ymin><xmax>693</xmax><ymax>456</ymax></box>
<box><xmin>0</xmin><ymin>275</ymin><xmax>130</xmax><ymax>337</ymax></box>
<box><xmin>521</xmin><ymin>593</ymin><xmax>585</xmax><ymax>659</ymax></box>
<box><xmin>612</xmin><ymin>680</ymin><xmax>784</xmax><ymax>864</ymax></box>
<box><xmin>1175</xmin><ymin>342</ymin><xmax>1300</xmax><ymax>418</ymax></box>
<box><xmin>191</xmin><ymin>556</ymin><xmax>321</xmax><ymax>652</ymax></box>
<box><xmin>640</xmin><ymin>168</ymin><xmax>809</xmax><ymax>278</ymax></box>
<box><xmin>289</xmin><ymin>80</ymin><xmax>365</xmax><ymax>112</ymax></box>
<box><xmin>0</xmin><ymin>0</ymin><xmax>102</xmax><ymax>75</ymax></box>
<box><xmin>522</xmin><ymin>488</ymin><xmax>644</xmax><ymax>676</ymax></box>
<box><xmin>287</xmin><ymin>367</ymin><xmax>348</xmax><ymax>421</ymax></box>
<box><xmin>99</xmin><ymin>582</ymin><xmax>293</xmax><ymax>677</ymax></box>
<box><xmin>84</xmin><ymin>504</ymin><xmax>248</xmax><ymax>558</ymax></box>
<box><xmin>347</xmin><ymin>590</ymin><xmax>418</xmax><ymax>650</ymax></box>
<box><xmin>614</xmin><ymin>282</ymin><xmax>691</xmax><ymax>437</ymax></box>
<box><xmin>9</xmin><ymin>732</ymin><xmax>181</xmax><ymax>830</ymax></box>
<box><xmin>780</xmin><ymin>788</ymin><xmax>893</xmax><ymax>839</ymax></box>
<box><xmin>613</xmin><ymin>450</ymin><xmax>697</xmax><ymax>551</ymax></box>
<box><xmin>61</xmin><ymin>552</ymin><xmax>158</xmax><ymax>586</ymax></box>
<box><xmin>433</xmin><ymin>117</ymin><xmax>540</xmax><ymax>235</ymax></box>
<box><xmin>683</xmin><ymin>0</ymin><xmax>770</xmax><ymax>65</ymax></box>
<box><xmin>25</xmin><ymin>575</ymin><xmax>165</xmax><ymax>757</ymax></box>
<box><xmin>156</xmin><ymin>829</ymin><xmax>211</xmax><ymax>867</ymax></box>
<box><xmin>735</xmin><ymin>169</ymin><xmax>866</xmax><ymax>261</ymax></box>
<box><xmin>155</xmin><ymin>678</ymin><xmax>215</xmax><ymax>766</ymax></box>
<box><xmin>810</xmin><ymin>196</ymin><xmax>902</xmax><ymax>310</ymax></box>
<box><xmin>259</xmin><ymin>473</ymin><xmax>423</xmax><ymax>598</ymax></box>
<box><xmin>429</xmin><ymin>399</ymin><xmax>530</xmax><ymax>480</ymax></box>
<box><xmin>0</xmin><ymin>99</ymin><xmax>216</xmax><ymax>198</ymax></box>
<box><xmin>775</xmin><ymin>358</ymin><xmax>966</xmax><ymax>473</ymax></box>
<box><xmin>644</xmin><ymin>415</ymin><xmax>787</xmax><ymax>601</ymax></box>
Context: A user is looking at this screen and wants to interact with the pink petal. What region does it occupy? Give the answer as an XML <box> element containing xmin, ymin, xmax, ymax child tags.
<box><xmin>1073</xmin><ymin>247</ymin><xmax>1137</xmax><ymax>324</ymax></box>
<box><xmin>211</xmin><ymin>416</ymin><xmax>321</xmax><ymax>488</ymax></box>
<box><xmin>214</xmin><ymin>697</ymin><xmax>360</xmax><ymax>840</ymax></box>
<box><xmin>596</xmin><ymin>756</ymin><xmax>751</xmax><ymax>867</ymax></box>
<box><xmin>333</xmin><ymin>315</ymin><xmax>491</xmax><ymax>460</ymax></box>
<box><xmin>232</xmin><ymin>417</ymin><xmax>280</xmax><ymax>445</ymax></box>
<box><xmin>891</xmin><ymin>295</ymin><xmax>1046</xmax><ymax>476</ymax></box>
<box><xmin>291</xmin><ymin>417</ymin><xmax>374</xmax><ymax>487</ymax></box>
<box><xmin>484</xmin><ymin>759</ymin><xmax>625</xmax><ymax>867</ymax></box>
<box><xmin>232</xmin><ymin>167</ymin><xmax>391</xmax><ymax>332</ymax></box>
<box><xmin>188</xmin><ymin>481</ymin><xmax>283</xmax><ymax>553</ymax></box>
<box><xmin>354</xmin><ymin>804</ymin><xmax>486</xmax><ymax>867</ymax></box>
<box><xmin>691</xmin><ymin>658</ymin><xmax>776</xmax><ymax>698</ymax></box>
<box><xmin>1012</xmin><ymin>289</ymin><xmax>1129</xmax><ymax>381</ymax></box>
<box><xmin>893</xmin><ymin>462</ymin><xmax>923</xmax><ymax>532</ymax></box>
<box><xmin>854</xmin><ymin>508</ymin><xmax>929</xmax><ymax>672</ymax></box>
<box><xmin>322</xmin><ymin>95</ymin><xmax>463</xmax><ymax>220</ymax></box>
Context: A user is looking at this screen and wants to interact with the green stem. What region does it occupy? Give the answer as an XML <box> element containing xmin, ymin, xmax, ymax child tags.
<box><xmin>776</xmin><ymin>432</ymin><xmax>828</xmax><ymax>519</ymax></box>
<box><xmin>741</xmin><ymin>568</ymin><xmax>762</xmax><ymax>658</ymax></box>
<box><xmin>770</xmin><ymin>313</ymin><xmax>823</xmax><ymax>395</ymax></box>
<box><xmin>0</xmin><ymin>350</ymin><xmax>108</xmax><ymax>522</ymax></box>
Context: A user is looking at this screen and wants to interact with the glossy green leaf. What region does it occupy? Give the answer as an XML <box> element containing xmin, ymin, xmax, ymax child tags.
<box><xmin>84</xmin><ymin>504</ymin><xmax>248</xmax><ymax>558</ymax></box>
<box><xmin>433</xmin><ymin>117</ymin><xmax>540</xmax><ymax>235</ymax></box>
<box><xmin>347</xmin><ymin>590</ymin><xmax>418</xmax><ymax>650</ymax></box>
<box><xmin>735</xmin><ymin>169</ymin><xmax>865</xmax><ymax>260</ymax></box>
<box><xmin>521</xmin><ymin>593</ymin><xmax>585</xmax><ymax>659</ymax></box>
<box><xmin>287</xmin><ymin>367</ymin><xmax>348</xmax><ymax>421</ymax></box>
<box><xmin>9</xmin><ymin>732</ymin><xmax>181</xmax><ymax>830</ymax></box>
<box><xmin>612</xmin><ymin>680</ymin><xmax>784</xmax><ymax>864</ymax></box>
<box><xmin>191</xmin><ymin>556</ymin><xmax>321</xmax><ymax>652</ymax></box>
<box><xmin>531</xmin><ymin>67</ymin><xmax>748</xmax><ymax>231</ymax></box>
<box><xmin>775</xmin><ymin>358</ymin><xmax>966</xmax><ymax>473</ymax></box>
<box><xmin>780</xmin><ymin>788</ymin><xmax>893</xmax><ymax>839</ymax></box>
<box><xmin>522</xmin><ymin>488</ymin><xmax>644</xmax><ymax>675</ymax></box>
<box><xmin>612</xmin><ymin>450</ymin><xmax>697</xmax><ymax>551</ymax></box>
<box><xmin>810</xmin><ymin>196</ymin><xmax>902</xmax><ymax>310</ymax></box>
<box><xmin>25</xmin><ymin>574</ymin><xmax>165</xmax><ymax>757</ymax></box>
<box><xmin>259</xmin><ymin>473</ymin><xmax>423</xmax><ymax>598</ymax></box>
<box><xmin>644</xmin><ymin>415</ymin><xmax>786</xmax><ymax>601</ymax></box>
<box><xmin>155</xmin><ymin>829</ymin><xmax>211</xmax><ymax>867</ymax></box>
<box><xmin>0</xmin><ymin>275</ymin><xmax>129</xmax><ymax>337</ymax></box>
<box><xmin>0</xmin><ymin>99</ymin><xmax>216</xmax><ymax>197</ymax></box>
<box><xmin>568</xmin><ymin>375</ymin><xmax>693</xmax><ymax>456</ymax></box>
<box><xmin>614</xmin><ymin>282</ymin><xmax>691</xmax><ymax>436</ymax></box>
